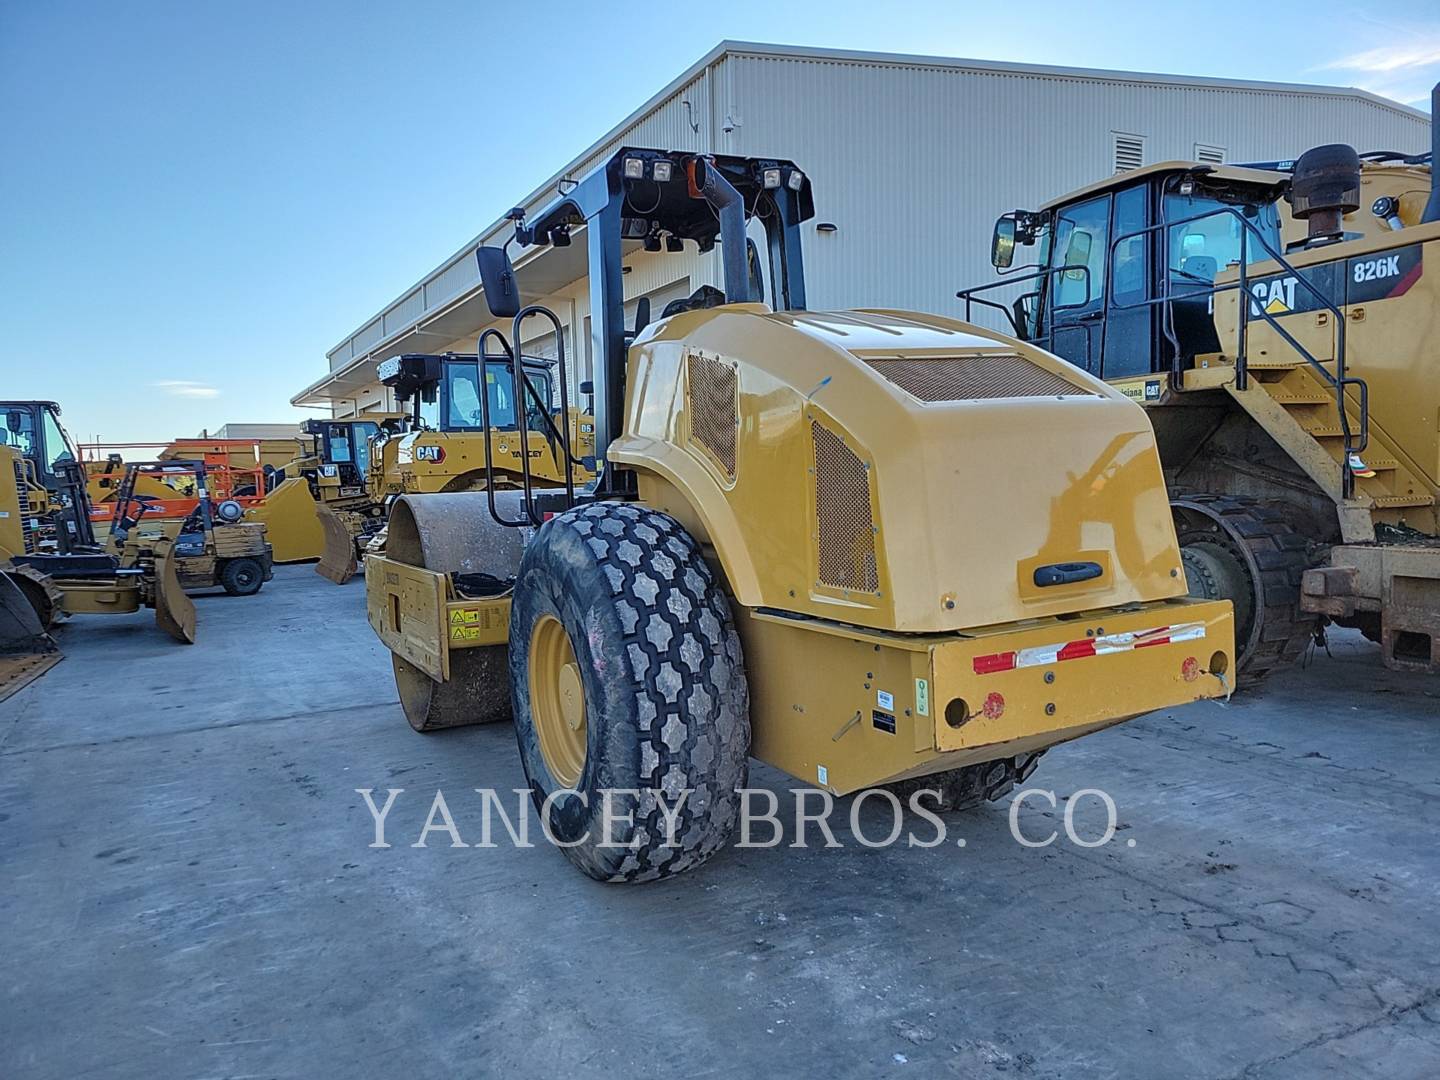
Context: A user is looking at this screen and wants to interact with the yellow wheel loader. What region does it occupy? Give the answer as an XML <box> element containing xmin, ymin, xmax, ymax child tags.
<box><xmin>313</xmin><ymin>354</ymin><xmax>595</xmax><ymax>584</ymax></box>
<box><xmin>364</xmin><ymin>148</ymin><xmax>1235</xmax><ymax>883</ymax></box>
<box><xmin>961</xmin><ymin>84</ymin><xmax>1439</xmax><ymax>677</ymax></box>
<box><xmin>0</xmin><ymin>437</ymin><xmax>194</xmax><ymax>698</ymax></box>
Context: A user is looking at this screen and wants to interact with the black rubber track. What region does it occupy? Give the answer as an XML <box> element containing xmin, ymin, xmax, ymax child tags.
<box><xmin>508</xmin><ymin>502</ymin><xmax>750</xmax><ymax>883</ymax></box>
<box><xmin>1172</xmin><ymin>495</ymin><xmax>1317</xmax><ymax>686</ymax></box>
<box><xmin>885</xmin><ymin>752</ymin><xmax>1045</xmax><ymax>813</ymax></box>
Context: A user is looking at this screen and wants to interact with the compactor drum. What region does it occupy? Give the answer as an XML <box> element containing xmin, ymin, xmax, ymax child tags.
<box><xmin>366</xmin><ymin>148</ymin><xmax>1235</xmax><ymax>882</ymax></box>
<box><xmin>315</xmin><ymin>357</ymin><xmax>595</xmax><ymax>584</ymax></box>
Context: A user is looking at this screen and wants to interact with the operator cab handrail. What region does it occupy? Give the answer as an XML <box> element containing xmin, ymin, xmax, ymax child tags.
<box><xmin>1103</xmin><ymin>204</ymin><xmax>1368</xmax><ymax>495</ymax></box>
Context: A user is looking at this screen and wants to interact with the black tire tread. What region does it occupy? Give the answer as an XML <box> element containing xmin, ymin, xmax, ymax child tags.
<box><xmin>886</xmin><ymin>752</ymin><xmax>1045</xmax><ymax>813</ymax></box>
<box><xmin>1173</xmin><ymin>494</ymin><xmax>1316</xmax><ymax>686</ymax></box>
<box><xmin>513</xmin><ymin>502</ymin><xmax>749</xmax><ymax>882</ymax></box>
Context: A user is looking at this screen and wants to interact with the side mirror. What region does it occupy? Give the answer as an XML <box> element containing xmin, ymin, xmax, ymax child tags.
<box><xmin>633</xmin><ymin>297</ymin><xmax>650</xmax><ymax>337</ymax></box>
<box><xmin>578</xmin><ymin>380</ymin><xmax>595</xmax><ymax>396</ymax></box>
<box><xmin>476</xmin><ymin>245</ymin><xmax>521</xmax><ymax>319</ymax></box>
<box><xmin>991</xmin><ymin>217</ymin><xmax>1017</xmax><ymax>269</ymax></box>
<box><xmin>5</xmin><ymin>410</ymin><xmax>22</xmax><ymax>434</ymax></box>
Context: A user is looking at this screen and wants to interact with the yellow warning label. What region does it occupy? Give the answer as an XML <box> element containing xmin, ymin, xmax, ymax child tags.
<box><xmin>450</xmin><ymin>609</ymin><xmax>483</xmax><ymax>625</ymax></box>
<box><xmin>450</xmin><ymin>625</ymin><xmax>482</xmax><ymax>641</ymax></box>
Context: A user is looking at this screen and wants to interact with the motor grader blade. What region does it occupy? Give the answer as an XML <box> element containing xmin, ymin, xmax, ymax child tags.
<box><xmin>152</xmin><ymin>540</ymin><xmax>197</xmax><ymax>644</ymax></box>
<box><xmin>0</xmin><ymin>569</ymin><xmax>62</xmax><ymax>702</ymax></box>
<box><xmin>315</xmin><ymin>502</ymin><xmax>360</xmax><ymax>584</ymax></box>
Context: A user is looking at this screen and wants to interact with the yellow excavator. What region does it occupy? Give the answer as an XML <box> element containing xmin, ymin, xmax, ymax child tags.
<box><xmin>960</xmin><ymin>85</ymin><xmax>1438</xmax><ymax>677</ymax></box>
<box><xmin>313</xmin><ymin>353</ymin><xmax>595</xmax><ymax>583</ymax></box>
<box><xmin>364</xmin><ymin>147</ymin><xmax>1236</xmax><ymax>883</ymax></box>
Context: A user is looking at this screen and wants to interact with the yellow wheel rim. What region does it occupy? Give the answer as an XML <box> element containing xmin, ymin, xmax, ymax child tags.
<box><xmin>529</xmin><ymin>613</ymin><xmax>587</xmax><ymax>788</ymax></box>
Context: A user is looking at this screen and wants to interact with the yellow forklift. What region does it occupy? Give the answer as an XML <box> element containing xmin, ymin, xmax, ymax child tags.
<box><xmin>960</xmin><ymin>86</ymin><xmax>1438</xmax><ymax>677</ymax></box>
<box><xmin>103</xmin><ymin>459</ymin><xmax>274</xmax><ymax>595</ymax></box>
<box><xmin>364</xmin><ymin>147</ymin><xmax>1235</xmax><ymax>882</ymax></box>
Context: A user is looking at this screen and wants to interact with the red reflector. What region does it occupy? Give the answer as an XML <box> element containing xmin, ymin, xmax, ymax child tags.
<box><xmin>1056</xmin><ymin>639</ymin><xmax>1096</xmax><ymax>661</ymax></box>
<box><xmin>542</xmin><ymin>512</ymin><xmax>556</xmax><ymax>522</ymax></box>
<box><xmin>1181</xmin><ymin>656</ymin><xmax>1199</xmax><ymax>682</ymax></box>
<box><xmin>973</xmin><ymin>652</ymin><xmax>1016</xmax><ymax>674</ymax></box>
<box><xmin>982</xmin><ymin>692</ymin><xmax>1005</xmax><ymax>719</ymax></box>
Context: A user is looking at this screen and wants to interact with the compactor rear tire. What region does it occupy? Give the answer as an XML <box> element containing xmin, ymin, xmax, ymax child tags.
<box><xmin>220</xmin><ymin>557</ymin><xmax>265</xmax><ymax>596</ymax></box>
<box><xmin>509</xmin><ymin>502</ymin><xmax>750</xmax><ymax>883</ymax></box>
<box><xmin>886</xmin><ymin>752</ymin><xmax>1045</xmax><ymax>813</ymax></box>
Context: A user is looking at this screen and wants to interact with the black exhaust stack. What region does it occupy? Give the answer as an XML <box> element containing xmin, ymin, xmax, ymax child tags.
<box><xmin>1288</xmin><ymin>143</ymin><xmax>1361</xmax><ymax>245</ymax></box>
<box><xmin>691</xmin><ymin>158</ymin><xmax>755</xmax><ymax>302</ymax></box>
<box><xmin>1423</xmin><ymin>81</ymin><xmax>1440</xmax><ymax>225</ymax></box>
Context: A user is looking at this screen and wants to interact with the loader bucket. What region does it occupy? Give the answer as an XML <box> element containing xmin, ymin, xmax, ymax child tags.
<box><xmin>0</xmin><ymin>570</ymin><xmax>61</xmax><ymax>702</ymax></box>
<box><xmin>152</xmin><ymin>541</ymin><xmax>197</xmax><ymax>644</ymax></box>
<box><xmin>315</xmin><ymin>503</ymin><xmax>359</xmax><ymax>584</ymax></box>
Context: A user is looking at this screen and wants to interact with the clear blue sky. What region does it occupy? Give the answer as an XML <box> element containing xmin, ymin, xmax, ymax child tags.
<box><xmin>2</xmin><ymin>0</ymin><xmax>1436</xmax><ymax>443</ymax></box>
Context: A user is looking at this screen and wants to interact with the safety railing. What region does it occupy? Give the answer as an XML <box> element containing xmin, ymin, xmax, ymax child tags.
<box><xmin>1105</xmin><ymin>205</ymin><xmax>1368</xmax><ymax>497</ymax></box>
<box><xmin>476</xmin><ymin>310</ymin><xmax>577</xmax><ymax>529</ymax></box>
<box><xmin>955</xmin><ymin>265</ymin><xmax>1096</xmax><ymax>376</ymax></box>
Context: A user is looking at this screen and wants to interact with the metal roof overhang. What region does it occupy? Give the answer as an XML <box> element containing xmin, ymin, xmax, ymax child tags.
<box><xmin>291</xmin><ymin>235</ymin><xmax>594</xmax><ymax>406</ymax></box>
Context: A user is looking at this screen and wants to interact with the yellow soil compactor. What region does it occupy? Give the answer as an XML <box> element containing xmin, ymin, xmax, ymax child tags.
<box><xmin>364</xmin><ymin>148</ymin><xmax>1235</xmax><ymax>882</ymax></box>
<box><xmin>313</xmin><ymin>353</ymin><xmax>595</xmax><ymax>583</ymax></box>
<box><xmin>961</xmin><ymin>86</ymin><xmax>1439</xmax><ymax>677</ymax></box>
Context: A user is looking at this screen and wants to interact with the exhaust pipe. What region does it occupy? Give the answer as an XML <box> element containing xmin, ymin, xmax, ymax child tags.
<box><xmin>691</xmin><ymin>158</ymin><xmax>754</xmax><ymax>302</ymax></box>
<box><xmin>1423</xmin><ymin>81</ymin><xmax>1440</xmax><ymax>224</ymax></box>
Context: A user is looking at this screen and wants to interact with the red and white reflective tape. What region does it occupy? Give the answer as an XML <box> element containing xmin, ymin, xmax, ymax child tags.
<box><xmin>972</xmin><ymin>621</ymin><xmax>1207</xmax><ymax>675</ymax></box>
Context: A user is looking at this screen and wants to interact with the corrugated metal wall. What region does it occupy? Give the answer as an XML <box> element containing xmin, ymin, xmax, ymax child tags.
<box><xmin>724</xmin><ymin>51</ymin><xmax>1428</xmax><ymax>319</ymax></box>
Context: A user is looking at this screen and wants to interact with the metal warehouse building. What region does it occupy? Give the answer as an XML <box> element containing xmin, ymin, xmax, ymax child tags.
<box><xmin>293</xmin><ymin>41</ymin><xmax>1428</xmax><ymax>416</ymax></box>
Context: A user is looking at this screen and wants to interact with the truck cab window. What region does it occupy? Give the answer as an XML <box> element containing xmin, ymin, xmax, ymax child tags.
<box><xmin>1164</xmin><ymin>193</ymin><xmax>1280</xmax><ymax>285</ymax></box>
<box><xmin>1052</xmin><ymin>196</ymin><xmax>1110</xmax><ymax>309</ymax></box>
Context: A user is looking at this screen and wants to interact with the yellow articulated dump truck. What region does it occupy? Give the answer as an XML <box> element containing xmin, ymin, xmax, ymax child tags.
<box><xmin>313</xmin><ymin>353</ymin><xmax>595</xmax><ymax>583</ymax></box>
<box><xmin>960</xmin><ymin>91</ymin><xmax>1438</xmax><ymax>678</ymax></box>
<box><xmin>365</xmin><ymin>148</ymin><xmax>1234</xmax><ymax>882</ymax></box>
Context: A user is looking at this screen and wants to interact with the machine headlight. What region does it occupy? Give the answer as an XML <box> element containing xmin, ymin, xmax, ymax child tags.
<box><xmin>652</xmin><ymin>160</ymin><xmax>673</xmax><ymax>182</ymax></box>
<box><xmin>762</xmin><ymin>167</ymin><xmax>782</xmax><ymax>189</ymax></box>
<box><xmin>787</xmin><ymin>168</ymin><xmax>804</xmax><ymax>192</ymax></box>
<box><xmin>623</xmin><ymin>157</ymin><xmax>645</xmax><ymax>179</ymax></box>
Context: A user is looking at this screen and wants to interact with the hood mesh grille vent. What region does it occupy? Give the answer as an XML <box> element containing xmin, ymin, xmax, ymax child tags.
<box><xmin>687</xmin><ymin>351</ymin><xmax>738</xmax><ymax>479</ymax></box>
<box><xmin>864</xmin><ymin>354</ymin><xmax>1091</xmax><ymax>402</ymax></box>
<box><xmin>812</xmin><ymin>422</ymin><xmax>878</xmax><ymax>593</ymax></box>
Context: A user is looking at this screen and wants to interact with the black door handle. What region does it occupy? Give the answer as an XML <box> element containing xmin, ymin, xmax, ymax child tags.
<box><xmin>1033</xmin><ymin>561</ymin><xmax>1104</xmax><ymax>587</ymax></box>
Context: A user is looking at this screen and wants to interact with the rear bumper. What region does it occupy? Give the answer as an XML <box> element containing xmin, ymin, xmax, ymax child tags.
<box><xmin>929</xmin><ymin>598</ymin><xmax>1232</xmax><ymax>755</ymax></box>
<box><xmin>743</xmin><ymin>597</ymin><xmax>1234</xmax><ymax>794</ymax></box>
